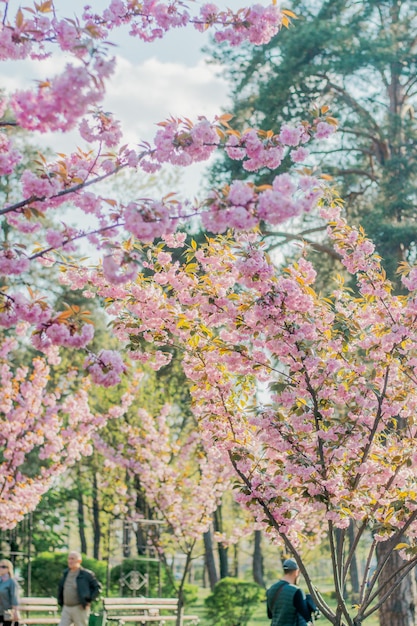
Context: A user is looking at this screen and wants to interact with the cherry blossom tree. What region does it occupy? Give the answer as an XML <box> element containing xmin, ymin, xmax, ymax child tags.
<box><xmin>84</xmin><ymin>206</ymin><xmax>417</xmax><ymax>626</ymax></box>
<box><xmin>0</xmin><ymin>0</ymin><xmax>305</xmax><ymax>521</ymax></box>
<box><xmin>0</xmin><ymin>331</ymin><xmax>136</xmax><ymax>529</ymax></box>
<box><xmin>0</xmin><ymin>0</ymin><xmax>337</xmax><ymax>529</ymax></box>
<box><xmin>0</xmin><ymin>0</ymin><xmax>329</xmax><ymax>381</ymax></box>
<box><xmin>4</xmin><ymin>4</ymin><xmax>416</xmax><ymax>625</ymax></box>
<box><xmin>95</xmin><ymin>404</ymin><xmax>233</xmax><ymax>620</ymax></box>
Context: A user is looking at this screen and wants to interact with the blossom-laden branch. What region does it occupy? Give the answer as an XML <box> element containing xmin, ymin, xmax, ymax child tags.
<box><xmin>95</xmin><ymin>404</ymin><xmax>234</xmax><ymax>549</ymax></box>
<box><xmin>0</xmin><ymin>104</ymin><xmax>336</xmax><ymax>381</ymax></box>
<box><xmin>1</xmin><ymin>1</ymin><xmax>286</xmax><ymax>134</ymax></box>
<box><xmin>73</xmin><ymin>208</ymin><xmax>417</xmax><ymax>623</ymax></box>
<box><xmin>0</xmin><ymin>0</ymin><xmax>337</xmax><ymax>395</ymax></box>
<box><xmin>0</xmin><ymin>336</ymin><xmax>136</xmax><ymax>529</ymax></box>
<box><xmin>0</xmin><ymin>0</ymin><xmax>338</xmax><ymax>541</ymax></box>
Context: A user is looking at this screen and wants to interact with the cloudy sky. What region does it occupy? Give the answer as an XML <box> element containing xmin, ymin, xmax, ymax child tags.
<box><xmin>2</xmin><ymin>0</ymin><xmax>252</xmax><ymax>197</ymax></box>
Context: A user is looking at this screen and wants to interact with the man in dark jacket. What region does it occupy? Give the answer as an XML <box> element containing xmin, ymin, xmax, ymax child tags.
<box><xmin>58</xmin><ymin>552</ymin><xmax>101</xmax><ymax>626</ymax></box>
<box><xmin>266</xmin><ymin>559</ymin><xmax>317</xmax><ymax>626</ymax></box>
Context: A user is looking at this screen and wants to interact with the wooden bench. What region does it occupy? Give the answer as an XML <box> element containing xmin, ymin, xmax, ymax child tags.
<box><xmin>102</xmin><ymin>597</ymin><xmax>199</xmax><ymax>626</ymax></box>
<box><xmin>18</xmin><ymin>597</ymin><xmax>60</xmax><ymax>626</ymax></box>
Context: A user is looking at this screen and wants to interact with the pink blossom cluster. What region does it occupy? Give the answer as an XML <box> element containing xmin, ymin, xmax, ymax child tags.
<box><xmin>147</xmin><ymin>117</ymin><xmax>220</xmax><ymax>168</ymax></box>
<box><xmin>0</xmin><ymin>9</ymin><xmax>83</xmax><ymax>61</ymax></box>
<box><xmin>0</xmin><ymin>289</ymin><xmax>97</xmax><ymax>353</ymax></box>
<box><xmin>11</xmin><ymin>64</ymin><xmax>109</xmax><ymax>133</ymax></box>
<box><xmin>0</xmin><ymin>292</ymin><xmax>51</xmax><ymax>328</ymax></box>
<box><xmin>0</xmin><ymin>27</ymin><xmax>32</xmax><ymax>61</ymax></box>
<box><xmin>124</xmin><ymin>199</ymin><xmax>177</xmax><ymax>242</ymax></box>
<box><xmin>0</xmin><ymin>133</ymin><xmax>22</xmax><ymax>176</ymax></box>
<box><xmin>224</xmin><ymin>119</ymin><xmax>335</xmax><ymax>171</ymax></box>
<box><xmin>84</xmin><ymin>1</ymin><xmax>282</xmax><ymax>46</ymax></box>
<box><xmin>201</xmin><ymin>173</ymin><xmax>325</xmax><ymax>234</ymax></box>
<box><xmin>79</xmin><ymin>111</ymin><xmax>123</xmax><ymax>147</ymax></box>
<box><xmin>315</xmin><ymin>120</ymin><xmax>336</xmax><ymax>139</ymax></box>
<box><xmin>208</xmin><ymin>4</ymin><xmax>282</xmax><ymax>46</ymax></box>
<box><xmin>235</xmin><ymin>246</ymin><xmax>275</xmax><ymax>293</ymax></box>
<box><xmin>257</xmin><ymin>173</ymin><xmax>324</xmax><ymax>223</ymax></box>
<box><xmin>33</xmin><ymin>321</ymin><xmax>95</xmax><ymax>351</ymax></box>
<box><xmin>0</xmin><ymin>354</ymin><xmax>113</xmax><ymax>529</ymax></box>
<box><xmin>20</xmin><ymin>168</ymin><xmax>63</xmax><ymax>201</ymax></box>
<box><xmin>0</xmin><ymin>248</ymin><xmax>30</xmax><ymax>276</ymax></box>
<box><xmin>142</xmin><ymin>114</ymin><xmax>336</xmax><ymax>175</ymax></box>
<box><xmin>102</xmin><ymin>253</ymin><xmax>138</xmax><ymax>285</ymax></box>
<box><xmin>226</xmin><ymin>130</ymin><xmax>285</xmax><ymax>171</ymax></box>
<box><xmin>84</xmin><ymin>349</ymin><xmax>127</xmax><ymax>387</ymax></box>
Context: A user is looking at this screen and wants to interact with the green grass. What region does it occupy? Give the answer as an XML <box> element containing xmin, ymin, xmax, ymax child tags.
<box><xmin>247</xmin><ymin>600</ymin><xmax>271</xmax><ymax>626</ymax></box>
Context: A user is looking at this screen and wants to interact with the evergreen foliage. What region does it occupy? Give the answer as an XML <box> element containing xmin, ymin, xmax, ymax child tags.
<box><xmin>210</xmin><ymin>0</ymin><xmax>417</xmax><ymax>287</ymax></box>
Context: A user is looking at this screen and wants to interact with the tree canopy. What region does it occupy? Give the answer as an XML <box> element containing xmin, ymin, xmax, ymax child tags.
<box><xmin>209</xmin><ymin>0</ymin><xmax>417</xmax><ymax>285</ymax></box>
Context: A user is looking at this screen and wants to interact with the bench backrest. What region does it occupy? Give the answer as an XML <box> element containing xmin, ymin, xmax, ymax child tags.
<box><xmin>19</xmin><ymin>598</ymin><xmax>59</xmax><ymax>612</ymax></box>
<box><xmin>103</xmin><ymin>597</ymin><xmax>179</xmax><ymax>612</ymax></box>
<box><xmin>103</xmin><ymin>598</ymin><xmax>178</xmax><ymax>606</ymax></box>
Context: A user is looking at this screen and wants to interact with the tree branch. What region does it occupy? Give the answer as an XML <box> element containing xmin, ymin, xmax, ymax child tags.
<box><xmin>262</xmin><ymin>230</ymin><xmax>342</xmax><ymax>260</ymax></box>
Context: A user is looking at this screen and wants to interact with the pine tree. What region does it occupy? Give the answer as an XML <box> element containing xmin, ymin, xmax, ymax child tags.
<box><xmin>210</xmin><ymin>0</ymin><xmax>417</xmax><ymax>288</ymax></box>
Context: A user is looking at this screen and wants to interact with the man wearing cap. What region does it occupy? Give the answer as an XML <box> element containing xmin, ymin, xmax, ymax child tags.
<box><xmin>266</xmin><ymin>558</ymin><xmax>316</xmax><ymax>626</ymax></box>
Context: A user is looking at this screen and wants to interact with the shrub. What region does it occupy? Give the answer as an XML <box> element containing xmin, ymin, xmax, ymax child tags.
<box><xmin>29</xmin><ymin>552</ymin><xmax>107</xmax><ymax>600</ymax></box>
<box><xmin>109</xmin><ymin>558</ymin><xmax>161</xmax><ymax>597</ymax></box>
<box><xmin>181</xmin><ymin>583</ymin><xmax>199</xmax><ymax>606</ymax></box>
<box><xmin>204</xmin><ymin>577</ymin><xmax>265</xmax><ymax>626</ymax></box>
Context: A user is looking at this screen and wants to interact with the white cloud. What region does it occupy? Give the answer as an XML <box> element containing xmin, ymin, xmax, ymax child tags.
<box><xmin>104</xmin><ymin>54</ymin><xmax>230</xmax><ymax>144</ymax></box>
<box><xmin>0</xmin><ymin>49</ymin><xmax>231</xmax><ymax>197</ymax></box>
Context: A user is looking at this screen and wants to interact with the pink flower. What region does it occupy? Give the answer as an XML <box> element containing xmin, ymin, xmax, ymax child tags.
<box><xmin>290</xmin><ymin>147</ymin><xmax>310</xmax><ymax>163</ymax></box>
<box><xmin>124</xmin><ymin>201</ymin><xmax>174</xmax><ymax>242</ymax></box>
<box><xmin>102</xmin><ymin>255</ymin><xmax>138</xmax><ymax>285</ymax></box>
<box><xmin>315</xmin><ymin>121</ymin><xmax>336</xmax><ymax>139</ymax></box>
<box><xmin>79</xmin><ymin>112</ymin><xmax>122</xmax><ymax>147</ymax></box>
<box><xmin>84</xmin><ymin>350</ymin><xmax>126</xmax><ymax>387</ymax></box>
<box><xmin>228</xmin><ymin>181</ymin><xmax>255</xmax><ymax>206</ymax></box>
<box><xmin>45</xmin><ymin>229</ymin><xmax>65</xmax><ymax>249</ymax></box>
<box><xmin>279</xmin><ymin>124</ymin><xmax>302</xmax><ymax>146</ymax></box>
<box><xmin>11</xmin><ymin>64</ymin><xmax>106</xmax><ymax>133</ymax></box>
<box><xmin>0</xmin><ymin>249</ymin><xmax>30</xmax><ymax>276</ymax></box>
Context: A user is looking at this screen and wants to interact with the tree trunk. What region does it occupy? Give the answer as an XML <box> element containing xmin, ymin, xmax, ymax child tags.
<box><xmin>252</xmin><ymin>530</ymin><xmax>265</xmax><ymax>587</ymax></box>
<box><xmin>214</xmin><ymin>508</ymin><xmax>228</xmax><ymax>578</ymax></box>
<box><xmin>233</xmin><ymin>542</ymin><xmax>239</xmax><ymax>578</ymax></box>
<box><xmin>348</xmin><ymin>522</ymin><xmax>360</xmax><ymax>598</ymax></box>
<box><xmin>218</xmin><ymin>543</ymin><xmax>228</xmax><ymax>578</ymax></box>
<box><xmin>92</xmin><ymin>472</ymin><xmax>101</xmax><ymax>560</ymax></box>
<box><xmin>122</xmin><ymin>519</ymin><xmax>131</xmax><ymax>558</ymax></box>
<box><xmin>376</xmin><ymin>541</ymin><xmax>417</xmax><ymax>626</ymax></box>
<box><xmin>77</xmin><ymin>488</ymin><xmax>88</xmax><ymax>555</ymax></box>
<box><xmin>134</xmin><ymin>477</ymin><xmax>147</xmax><ymax>556</ymax></box>
<box><xmin>203</xmin><ymin>528</ymin><xmax>218</xmax><ymax>590</ymax></box>
<box><xmin>334</xmin><ymin>528</ymin><xmax>348</xmax><ymax>599</ymax></box>
<box><xmin>176</xmin><ymin>548</ymin><xmax>195</xmax><ymax>626</ymax></box>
